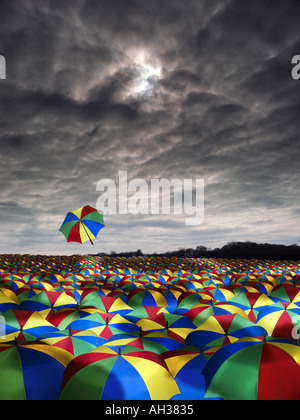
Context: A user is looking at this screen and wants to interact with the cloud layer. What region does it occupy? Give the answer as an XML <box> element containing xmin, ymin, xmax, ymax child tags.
<box><xmin>0</xmin><ymin>0</ymin><xmax>299</xmax><ymax>255</ymax></box>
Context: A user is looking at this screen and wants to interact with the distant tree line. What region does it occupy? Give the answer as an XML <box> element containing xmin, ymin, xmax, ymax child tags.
<box><xmin>93</xmin><ymin>242</ymin><xmax>300</xmax><ymax>260</ymax></box>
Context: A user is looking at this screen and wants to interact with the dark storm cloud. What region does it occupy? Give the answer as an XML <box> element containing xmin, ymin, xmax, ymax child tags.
<box><xmin>0</xmin><ymin>0</ymin><xmax>299</xmax><ymax>254</ymax></box>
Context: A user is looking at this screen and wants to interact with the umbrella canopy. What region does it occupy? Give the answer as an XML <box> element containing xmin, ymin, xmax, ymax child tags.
<box><xmin>0</xmin><ymin>340</ymin><xmax>73</xmax><ymax>399</ymax></box>
<box><xmin>162</xmin><ymin>346</ymin><xmax>210</xmax><ymax>400</ymax></box>
<box><xmin>59</xmin><ymin>345</ymin><xmax>179</xmax><ymax>400</ymax></box>
<box><xmin>59</xmin><ymin>205</ymin><xmax>104</xmax><ymax>245</ymax></box>
<box><xmin>227</xmin><ymin>292</ymin><xmax>274</xmax><ymax>320</ymax></box>
<box><xmin>126</xmin><ymin>288</ymin><xmax>169</xmax><ymax>309</ymax></box>
<box><xmin>68</xmin><ymin>312</ymin><xmax>139</xmax><ymax>336</ymax></box>
<box><xmin>1</xmin><ymin>309</ymin><xmax>59</xmax><ymax>342</ymax></box>
<box><xmin>268</xmin><ymin>284</ymin><xmax>300</xmax><ymax>305</ymax></box>
<box><xmin>37</xmin><ymin>327</ymin><xmax>106</xmax><ymax>357</ymax></box>
<box><xmin>185</xmin><ymin>314</ymin><xmax>266</xmax><ymax>348</ymax></box>
<box><xmin>0</xmin><ymin>289</ymin><xmax>19</xmax><ymax>312</ymax></box>
<box><xmin>256</xmin><ymin>302</ymin><xmax>300</xmax><ymax>341</ymax></box>
<box><xmin>47</xmin><ymin>305</ymin><xmax>105</xmax><ymax>330</ymax></box>
<box><xmin>136</xmin><ymin>312</ymin><xmax>196</xmax><ymax>342</ymax></box>
<box><xmin>203</xmin><ymin>337</ymin><xmax>300</xmax><ymax>400</ymax></box>
<box><xmin>103</xmin><ymin>328</ymin><xmax>185</xmax><ymax>354</ymax></box>
<box><xmin>19</xmin><ymin>290</ymin><xmax>77</xmax><ymax>312</ymax></box>
<box><xmin>184</xmin><ymin>301</ymin><xmax>249</xmax><ymax>327</ymax></box>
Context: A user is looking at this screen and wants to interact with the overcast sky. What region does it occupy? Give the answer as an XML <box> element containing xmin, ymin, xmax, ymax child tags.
<box><xmin>0</xmin><ymin>0</ymin><xmax>299</xmax><ymax>255</ymax></box>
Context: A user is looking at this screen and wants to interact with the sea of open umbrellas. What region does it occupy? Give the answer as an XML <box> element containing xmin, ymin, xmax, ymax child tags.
<box><xmin>0</xmin><ymin>253</ymin><xmax>300</xmax><ymax>400</ymax></box>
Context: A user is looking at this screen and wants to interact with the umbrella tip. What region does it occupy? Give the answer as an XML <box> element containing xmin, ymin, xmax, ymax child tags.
<box><xmin>14</xmin><ymin>336</ymin><xmax>18</xmax><ymax>347</ymax></box>
<box><xmin>118</xmin><ymin>347</ymin><xmax>121</xmax><ymax>356</ymax></box>
<box><xmin>263</xmin><ymin>333</ymin><xmax>267</xmax><ymax>343</ymax></box>
<box><xmin>69</xmin><ymin>326</ymin><xmax>72</xmax><ymax>336</ymax></box>
<box><xmin>106</xmin><ymin>317</ymin><xmax>109</xmax><ymax>326</ymax></box>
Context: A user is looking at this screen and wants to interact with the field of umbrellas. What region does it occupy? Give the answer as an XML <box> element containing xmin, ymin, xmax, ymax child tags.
<box><xmin>0</xmin><ymin>253</ymin><xmax>300</xmax><ymax>400</ymax></box>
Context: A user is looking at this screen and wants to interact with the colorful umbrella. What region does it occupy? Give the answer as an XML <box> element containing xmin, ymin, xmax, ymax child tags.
<box><xmin>0</xmin><ymin>289</ymin><xmax>19</xmax><ymax>312</ymax></box>
<box><xmin>46</xmin><ymin>305</ymin><xmax>106</xmax><ymax>330</ymax></box>
<box><xmin>37</xmin><ymin>326</ymin><xmax>106</xmax><ymax>357</ymax></box>
<box><xmin>136</xmin><ymin>312</ymin><xmax>196</xmax><ymax>342</ymax></box>
<box><xmin>68</xmin><ymin>312</ymin><xmax>139</xmax><ymax>336</ymax></box>
<box><xmin>203</xmin><ymin>337</ymin><xmax>300</xmax><ymax>400</ymax></box>
<box><xmin>184</xmin><ymin>301</ymin><xmax>249</xmax><ymax>327</ymax></box>
<box><xmin>227</xmin><ymin>292</ymin><xmax>274</xmax><ymax>322</ymax></box>
<box><xmin>162</xmin><ymin>346</ymin><xmax>210</xmax><ymax>400</ymax></box>
<box><xmin>59</xmin><ymin>345</ymin><xmax>179</xmax><ymax>400</ymax></box>
<box><xmin>59</xmin><ymin>205</ymin><xmax>104</xmax><ymax>245</ymax></box>
<box><xmin>0</xmin><ymin>309</ymin><xmax>59</xmax><ymax>342</ymax></box>
<box><xmin>256</xmin><ymin>302</ymin><xmax>300</xmax><ymax>341</ymax></box>
<box><xmin>268</xmin><ymin>284</ymin><xmax>300</xmax><ymax>305</ymax></box>
<box><xmin>0</xmin><ymin>340</ymin><xmax>73</xmax><ymax>399</ymax></box>
<box><xmin>19</xmin><ymin>290</ymin><xmax>77</xmax><ymax>312</ymax></box>
<box><xmin>103</xmin><ymin>328</ymin><xmax>185</xmax><ymax>354</ymax></box>
<box><xmin>126</xmin><ymin>288</ymin><xmax>169</xmax><ymax>309</ymax></box>
<box><xmin>185</xmin><ymin>314</ymin><xmax>266</xmax><ymax>348</ymax></box>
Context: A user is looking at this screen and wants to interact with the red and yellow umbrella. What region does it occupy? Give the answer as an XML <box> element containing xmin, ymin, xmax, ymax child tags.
<box><xmin>59</xmin><ymin>345</ymin><xmax>179</xmax><ymax>400</ymax></box>
<box><xmin>59</xmin><ymin>205</ymin><xmax>104</xmax><ymax>245</ymax></box>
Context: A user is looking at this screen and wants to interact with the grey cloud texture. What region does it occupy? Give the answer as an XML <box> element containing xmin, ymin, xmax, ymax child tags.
<box><xmin>0</xmin><ymin>0</ymin><xmax>299</xmax><ymax>255</ymax></box>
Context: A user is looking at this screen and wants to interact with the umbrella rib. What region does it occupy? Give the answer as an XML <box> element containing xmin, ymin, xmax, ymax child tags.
<box><xmin>80</xmin><ymin>220</ymin><xmax>94</xmax><ymax>245</ymax></box>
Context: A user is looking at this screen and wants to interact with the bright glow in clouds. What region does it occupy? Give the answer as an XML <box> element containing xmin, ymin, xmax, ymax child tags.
<box><xmin>128</xmin><ymin>49</ymin><xmax>162</xmax><ymax>96</ymax></box>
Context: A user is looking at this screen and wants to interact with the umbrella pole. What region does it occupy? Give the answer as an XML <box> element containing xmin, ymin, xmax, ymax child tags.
<box><xmin>80</xmin><ymin>221</ymin><xmax>94</xmax><ymax>245</ymax></box>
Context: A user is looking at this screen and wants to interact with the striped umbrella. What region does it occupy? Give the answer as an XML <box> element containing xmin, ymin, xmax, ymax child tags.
<box><xmin>102</xmin><ymin>328</ymin><xmax>184</xmax><ymax>354</ymax></box>
<box><xmin>203</xmin><ymin>337</ymin><xmax>300</xmax><ymax>400</ymax></box>
<box><xmin>37</xmin><ymin>326</ymin><xmax>106</xmax><ymax>356</ymax></box>
<box><xmin>136</xmin><ymin>312</ymin><xmax>196</xmax><ymax>342</ymax></box>
<box><xmin>59</xmin><ymin>345</ymin><xmax>179</xmax><ymax>400</ymax></box>
<box><xmin>68</xmin><ymin>312</ymin><xmax>139</xmax><ymax>336</ymax></box>
<box><xmin>184</xmin><ymin>301</ymin><xmax>249</xmax><ymax>327</ymax></box>
<box><xmin>0</xmin><ymin>340</ymin><xmax>73</xmax><ymax>399</ymax></box>
<box><xmin>256</xmin><ymin>302</ymin><xmax>300</xmax><ymax>342</ymax></box>
<box><xmin>162</xmin><ymin>346</ymin><xmax>210</xmax><ymax>400</ymax></box>
<box><xmin>59</xmin><ymin>205</ymin><xmax>104</xmax><ymax>245</ymax></box>
<box><xmin>19</xmin><ymin>290</ymin><xmax>77</xmax><ymax>312</ymax></box>
<box><xmin>0</xmin><ymin>309</ymin><xmax>58</xmax><ymax>342</ymax></box>
<box><xmin>185</xmin><ymin>314</ymin><xmax>266</xmax><ymax>349</ymax></box>
<box><xmin>227</xmin><ymin>292</ymin><xmax>274</xmax><ymax>322</ymax></box>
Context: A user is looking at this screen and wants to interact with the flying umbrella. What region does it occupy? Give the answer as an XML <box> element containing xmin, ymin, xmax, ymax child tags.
<box><xmin>0</xmin><ymin>340</ymin><xmax>73</xmax><ymax>399</ymax></box>
<box><xmin>59</xmin><ymin>345</ymin><xmax>180</xmax><ymax>400</ymax></box>
<box><xmin>203</xmin><ymin>336</ymin><xmax>300</xmax><ymax>400</ymax></box>
<box><xmin>59</xmin><ymin>205</ymin><xmax>104</xmax><ymax>245</ymax></box>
